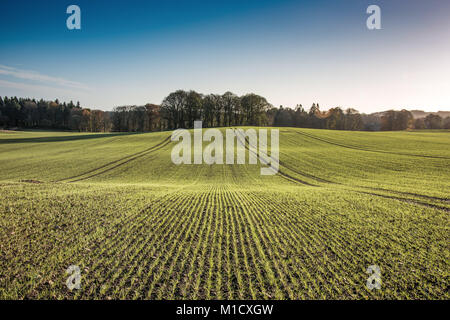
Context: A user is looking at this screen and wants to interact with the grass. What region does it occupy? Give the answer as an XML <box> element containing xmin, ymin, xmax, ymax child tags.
<box><xmin>0</xmin><ymin>128</ymin><xmax>448</xmax><ymax>299</ymax></box>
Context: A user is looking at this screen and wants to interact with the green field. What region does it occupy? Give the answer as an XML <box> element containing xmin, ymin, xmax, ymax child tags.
<box><xmin>0</xmin><ymin>128</ymin><xmax>448</xmax><ymax>299</ymax></box>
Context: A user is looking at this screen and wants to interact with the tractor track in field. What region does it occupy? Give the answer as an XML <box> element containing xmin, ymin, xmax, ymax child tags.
<box><xmin>278</xmin><ymin>158</ymin><xmax>336</xmax><ymax>184</ymax></box>
<box><xmin>278</xmin><ymin>156</ymin><xmax>449</xmax><ymax>205</ymax></box>
<box><xmin>280</xmin><ymin>130</ymin><xmax>450</xmax><ymax>208</ymax></box>
<box><xmin>354</xmin><ymin>190</ymin><xmax>450</xmax><ymax>212</ymax></box>
<box><xmin>237</xmin><ymin>129</ymin><xmax>449</xmax><ymax>211</ymax></box>
<box><xmin>295</xmin><ymin>130</ymin><xmax>450</xmax><ymax>160</ymax></box>
<box><xmin>279</xmin><ymin>158</ymin><xmax>449</xmax><ymax>210</ymax></box>
<box><xmin>360</xmin><ymin>187</ymin><xmax>450</xmax><ymax>204</ymax></box>
<box><xmin>74</xmin><ymin>170</ymin><xmax>208</xmax><ymax>298</ymax></box>
<box><xmin>54</xmin><ymin>135</ymin><xmax>173</xmax><ymax>183</ymax></box>
<box><xmin>236</xmin><ymin>129</ymin><xmax>449</xmax><ymax>210</ymax></box>
<box><xmin>69</xmin><ymin>138</ymin><xmax>172</xmax><ymax>182</ymax></box>
<box><xmin>235</xmin><ymin>130</ymin><xmax>316</xmax><ymax>186</ymax></box>
<box><xmin>280</xmin><ymin>157</ymin><xmax>449</xmax><ymax>211</ymax></box>
<box><xmin>50</xmin><ymin>128</ymin><xmax>449</xmax><ymax>212</ymax></box>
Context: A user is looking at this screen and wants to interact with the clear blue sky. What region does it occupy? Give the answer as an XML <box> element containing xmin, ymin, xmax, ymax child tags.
<box><xmin>0</xmin><ymin>0</ymin><xmax>449</xmax><ymax>112</ymax></box>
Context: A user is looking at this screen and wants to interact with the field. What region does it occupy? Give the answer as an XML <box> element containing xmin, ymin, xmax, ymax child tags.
<box><xmin>0</xmin><ymin>128</ymin><xmax>448</xmax><ymax>299</ymax></box>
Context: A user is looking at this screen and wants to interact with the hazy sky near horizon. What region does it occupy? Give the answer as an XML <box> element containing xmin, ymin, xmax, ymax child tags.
<box><xmin>0</xmin><ymin>0</ymin><xmax>449</xmax><ymax>112</ymax></box>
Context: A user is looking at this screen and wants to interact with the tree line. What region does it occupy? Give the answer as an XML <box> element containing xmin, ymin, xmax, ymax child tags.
<box><xmin>0</xmin><ymin>96</ymin><xmax>111</xmax><ymax>132</ymax></box>
<box><xmin>1</xmin><ymin>93</ymin><xmax>449</xmax><ymax>132</ymax></box>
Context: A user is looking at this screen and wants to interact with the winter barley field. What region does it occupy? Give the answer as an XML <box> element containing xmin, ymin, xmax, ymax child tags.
<box><xmin>0</xmin><ymin>128</ymin><xmax>448</xmax><ymax>299</ymax></box>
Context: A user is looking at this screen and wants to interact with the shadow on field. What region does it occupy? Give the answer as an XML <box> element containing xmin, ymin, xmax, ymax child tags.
<box><xmin>0</xmin><ymin>132</ymin><xmax>144</xmax><ymax>144</ymax></box>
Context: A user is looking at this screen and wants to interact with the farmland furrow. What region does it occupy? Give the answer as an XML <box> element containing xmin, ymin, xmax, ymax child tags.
<box><xmin>203</xmin><ymin>185</ymin><xmax>222</xmax><ymax>299</ymax></box>
<box><xmin>278</xmin><ymin>132</ymin><xmax>449</xmax><ymax>208</ymax></box>
<box><xmin>230</xmin><ymin>188</ymin><xmax>297</xmax><ymax>299</ymax></box>
<box><xmin>147</xmin><ymin>189</ymin><xmax>210</xmax><ymax>299</ymax></box>
<box><xmin>226</xmin><ymin>186</ymin><xmax>253</xmax><ymax>299</ymax></box>
<box><xmin>103</xmin><ymin>189</ymin><xmax>199</xmax><ymax>298</ymax></box>
<box><xmin>225</xmin><ymin>186</ymin><xmax>281</xmax><ymax>299</ymax></box>
<box><xmin>140</xmin><ymin>189</ymin><xmax>207</xmax><ymax>299</ymax></box>
<box><xmin>213</xmin><ymin>181</ymin><xmax>226</xmax><ymax>299</ymax></box>
<box><xmin>353</xmin><ymin>190</ymin><xmax>450</xmax><ymax>212</ymax></box>
<box><xmin>54</xmin><ymin>134</ymin><xmax>171</xmax><ymax>182</ymax></box>
<box><xmin>240</xmin><ymin>187</ymin><xmax>363</xmax><ymax>297</ymax></box>
<box><xmin>74</xmin><ymin>176</ymin><xmax>206</xmax><ymax>297</ymax></box>
<box><xmin>78</xmin><ymin>191</ymin><xmax>193</xmax><ymax>297</ymax></box>
<box><xmin>120</xmin><ymin>188</ymin><xmax>208</xmax><ymax>299</ymax></box>
<box><xmin>235</xmin><ymin>130</ymin><xmax>316</xmax><ymax>186</ymax></box>
<box><xmin>296</xmin><ymin>130</ymin><xmax>450</xmax><ymax>160</ymax></box>
<box><xmin>68</xmin><ymin>137</ymin><xmax>173</xmax><ymax>182</ymax></box>
<box><xmin>161</xmin><ymin>186</ymin><xmax>214</xmax><ymax>299</ymax></box>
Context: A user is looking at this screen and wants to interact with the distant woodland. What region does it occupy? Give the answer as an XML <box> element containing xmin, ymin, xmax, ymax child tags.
<box><xmin>1</xmin><ymin>91</ymin><xmax>449</xmax><ymax>132</ymax></box>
